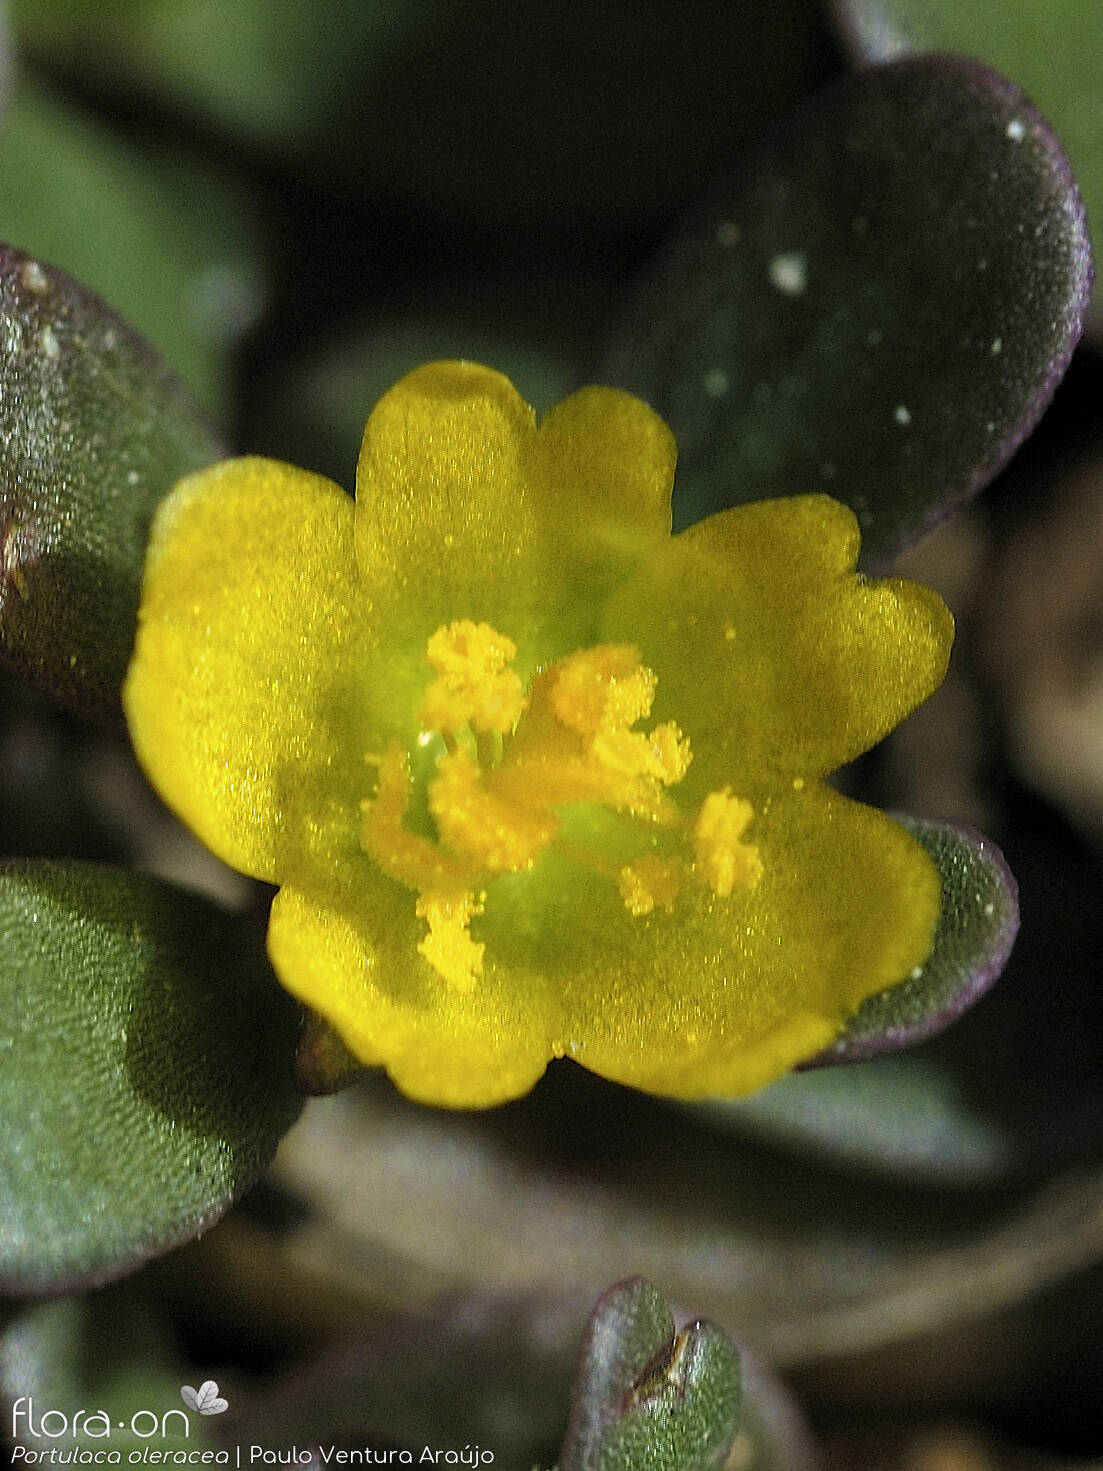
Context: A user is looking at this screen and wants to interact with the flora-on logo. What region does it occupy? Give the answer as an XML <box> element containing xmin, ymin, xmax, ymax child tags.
<box><xmin>11</xmin><ymin>1395</ymin><xmax>191</xmax><ymax>1440</ymax></box>
<box><xmin>180</xmin><ymin>1381</ymin><xmax>229</xmax><ymax>1416</ymax></box>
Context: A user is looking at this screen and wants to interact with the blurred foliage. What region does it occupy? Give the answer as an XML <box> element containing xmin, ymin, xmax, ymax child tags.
<box><xmin>0</xmin><ymin>77</ymin><xmax>262</xmax><ymax>410</ymax></box>
<box><xmin>1</xmin><ymin>1291</ymin><xmax>208</xmax><ymax>1453</ymax></box>
<box><xmin>10</xmin><ymin>0</ymin><xmax>833</xmax><ymax>239</ymax></box>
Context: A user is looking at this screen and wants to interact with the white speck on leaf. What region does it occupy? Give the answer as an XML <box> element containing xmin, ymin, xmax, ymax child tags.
<box><xmin>19</xmin><ymin>260</ymin><xmax>49</xmax><ymax>296</ymax></box>
<box><xmin>768</xmin><ymin>251</ymin><xmax>807</xmax><ymax>296</ymax></box>
<box><xmin>894</xmin><ymin>404</ymin><xmax>911</xmax><ymax>427</ymax></box>
<box><xmin>702</xmin><ymin>367</ymin><xmax>729</xmax><ymax>398</ymax></box>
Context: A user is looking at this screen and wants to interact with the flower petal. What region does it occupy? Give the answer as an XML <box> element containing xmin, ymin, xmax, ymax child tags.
<box><xmin>354</xmin><ymin>362</ymin><xmax>552</xmax><ymax>693</ymax></box>
<box><xmin>124</xmin><ymin>457</ymin><xmax>363</xmax><ymax>881</ymax></box>
<box><xmin>602</xmin><ymin>494</ymin><xmax>952</xmax><ymax>793</ymax></box>
<box><xmin>524</xmin><ymin>383</ymin><xmax>675</xmax><ymax>589</ymax></box>
<box><xmin>353</xmin><ymin>364</ymin><xmax>678</xmax><ymax>726</ymax></box>
<box><xmin>270</xmin><ymin>781</ymin><xmax>937</xmax><ymax>1107</ymax></box>
<box><xmin>553</xmin><ymin>785</ymin><xmax>941</xmax><ymax>1098</ymax></box>
<box><xmin>267</xmin><ymin>867</ymin><xmax>556</xmax><ymax>1108</ymax></box>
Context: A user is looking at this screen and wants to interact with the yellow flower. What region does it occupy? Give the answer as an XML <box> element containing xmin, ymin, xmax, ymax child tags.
<box><xmin>123</xmin><ymin>362</ymin><xmax>952</xmax><ymax>1108</ymax></box>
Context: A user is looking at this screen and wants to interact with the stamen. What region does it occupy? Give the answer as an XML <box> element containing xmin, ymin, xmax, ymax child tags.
<box><xmin>550</xmin><ymin>644</ymin><xmax>655</xmax><ymax>735</ymax></box>
<box><xmin>359</xmin><ymin>621</ymin><xmax>765</xmax><ymax>989</ymax></box>
<box><xmin>360</xmin><ymin>744</ymin><xmax>470</xmax><ymax>889</ymax></box>
<box><xmin>420</xmin><ymin>619</ymin><xmax>526</xmax><ymax>734</ymax></box>
<box><xmin>693</xmin><ymin>790</ymin><xmax>763</xmax><ymax>897</ymax></box>
<box><xmin>500</xmin><ymin>647</ymin><xmax>691</xmax><ymax>820</ymax></box>
<box><xmin>429</xmin><ymin>749</ymin><xmax>557</xmax><ymax>873</ymax></box>
<box><xmin>415</xmin><ymin>889</ymin><xmax>485</xmax><ymax>992</ymax></box>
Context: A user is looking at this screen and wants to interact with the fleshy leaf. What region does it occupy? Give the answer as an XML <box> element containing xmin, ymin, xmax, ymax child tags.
<box><xmin>808</xmin><ymin>817</ymin><xmax>1018</xmax><ymax>1064</ymax></box>
<box><xmin>557</xmin><ymin>1277</ymin><xmax>741</xmax><ymax>1471</ymax></box>
<box><xmin>832</xmin><ymin>0</ymin><xmax>1103</xmax><ymax>332</ymax></box>
<box><xmin>0</xmin><ymin>246</ymin><xmax>225</xmax><ymax>724</ymax></box>
<box><xmin>229</xmin><ymin>1288</ymin><xmax>814</xmax><ymax>1471</ymax></box>
<box><xmin>602</xmin><ymin>56</ymin><xmax>1091</xmax><ymax>563</ymax></box>
<box><xmin>0</xmin><ymin>861</ymin><xmax>302</xmax><ymax>1295</ymax></box>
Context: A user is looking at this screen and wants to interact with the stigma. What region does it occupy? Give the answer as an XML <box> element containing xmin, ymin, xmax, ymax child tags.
<box><xmin>360</xmin><ymin>620</ymin><xmax>762</xmax><ymax>990</ymax></box>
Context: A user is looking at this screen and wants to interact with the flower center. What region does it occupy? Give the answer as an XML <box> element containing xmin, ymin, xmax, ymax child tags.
<box><xmin>360</xmin><ymin>620</ymin><xmax>762</xmax><ymax>991</ymax></box>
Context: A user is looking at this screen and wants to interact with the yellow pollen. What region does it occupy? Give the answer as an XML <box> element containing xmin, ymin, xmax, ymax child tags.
<box><xmin>550</xmin><ymin>644</ymin><xmax>655</xmax><ymax>735</ymax></box>
<box><xmin>420</xmin><ymin>619</ymin><xmax>526</xmax><ymax>734</ymax></box>
<box><xmin>429</xmin><ymin>749</ymin><xmax>557</xmax><ymax>873</ymax></box>
<box><xmin>360</xmin><ymin>621</ymin><xmax>764</xmax><ymax>987</ymax></box>
<box><xmin>415</xmin><ymin>890</ymin><xmax>485</xmax><ymax>993</ymax></box>
<box><xmin>693</xmin><ymin>790</ymin><xmax>764</xmax><ymax>897</ymax></box>
<box><xmin>501</xmin><ymin>645</ymin><xmax>692</xmax><ymax>821</ymax></box>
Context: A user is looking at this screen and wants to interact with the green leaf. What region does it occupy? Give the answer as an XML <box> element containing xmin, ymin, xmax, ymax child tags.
<box><xmin>813</xmin><ymin>818</ymin><xmax>1019</xmax><ymax>1064</ymax></box>
<box><xmin>0</xmin><ymin>76</ymin><xmax>262</xmax><ymax>410</ymax></box>
<box><xmin>833</xmin><ymin>0</ymin><xmax>1103</xmax><ymax>332</ymax></box>
<box><xmin>558</xmin><ymin>1277</ymin><xmax>741</xmax><ymax>1471</ymax></box>
<box><xmin>603</xmin><ymin>56</ymin><xmax>1091</xmax><ymax>563</ymax></box>
<box><xmin>0</xmin><ymin>861</ymin><xmax>303</xmax><ymax>1295</ymax></box>
<box><xmin>0</xmin><ymin>246</ymin><xmax>224</xmax><ymax>724</ymax></box>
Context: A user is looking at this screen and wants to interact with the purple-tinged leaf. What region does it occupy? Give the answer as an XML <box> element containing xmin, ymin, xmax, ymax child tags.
<box><xmin>603</xmin><ymin>57</ymin><xmax>1091</xmax><ymax>564</ymax></box>
<box><xmin>691</xmin><ymin>821</ymin><xmax>1024</xmax><ymax>1186</ymax></box>
<box><xmin>558</xmin><ymin>1277</ymin><xmax>741</xmax><ymax>1471</ymax></box>
<box><xmin>808</xmin><ymin>817</ymin><xmax>1018</xmax><ymax>1065</ymax></box>
<box><xmin>0</xmin><ymin>248</ymin><xmax>224</xmax><ymax>725</ymax></box>
<box><xmin>831</xmin><ymin>0</ymin><xmax>1103</xmax><ymax>333</ymax></box>
<box><xmin>230</xmin><ymin>1287</ymin><xmax>816</xmax><ymax>1470</ymax></box>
